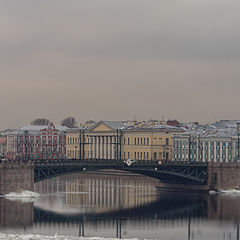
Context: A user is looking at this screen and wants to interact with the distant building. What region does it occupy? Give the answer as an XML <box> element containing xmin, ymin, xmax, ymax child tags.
<box><xmin>6</xmin><ymin>123</ymin><xmax>68</xmax><ymax>160</ymax></box>
<box><xmin>66</xmin><ymin>120</ymin><xmax>184</xmax><ymax>162</ymax></box>
<box><xmin>173</xmin><ymin>128</ymin><xmax>239</xmax><ymax>162</ymax></box>
<box><xmin>0</xmin><ymin>135</ymin><xmax>7</xmax><ymax>157</ymax></box>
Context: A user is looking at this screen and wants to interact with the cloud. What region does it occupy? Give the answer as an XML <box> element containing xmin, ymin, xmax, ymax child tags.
<box><xmin>0</xmin><ymin>0</ymin><xmax>240</xmax><ymax>128</ymax></box>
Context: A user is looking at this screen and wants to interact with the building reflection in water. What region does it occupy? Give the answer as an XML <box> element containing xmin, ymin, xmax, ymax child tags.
<box><xmin>34</xmin><ymin>171</ymin><xmax>159</xmax><ymax>214</ymax></box>
<box><xmin>3</xmin><ymin>171</ymin><xmax>240</xmax><ymax>239</ymax></box>
<box><xmin>0</xmin><ymin>199</ymin><xmax>33</xmax><ymax>229</ymax></box>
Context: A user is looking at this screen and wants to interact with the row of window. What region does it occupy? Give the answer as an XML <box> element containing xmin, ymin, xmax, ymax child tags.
<box><xmin>67</xmin><ymin>137</ymin><xmax>170</xmax><ymax>146</ymax></box>
<box><xmin>123</xmin><ymin>137</ymin><xmax>169</xmax><ymax>146</ymax></box>
<box><xmin>17</xmin><ymin>146</ymin><xmax>63</xmax><ymax>154</ymax></box>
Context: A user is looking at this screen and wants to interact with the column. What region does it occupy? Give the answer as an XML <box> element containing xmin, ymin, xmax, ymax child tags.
<box><xmin>220</xmin><ymin>141</ymin><xmax>223</xmax><ymax>163</ymax></box>
<box><xmin>202</xmin><ymin>141</ymin><xmax>205</xmax><ymax>162</ymax></box>
<box><xmin>92</xmin><ymin>137</ymin><xmax>95</xmax><ymax>159</ymax></box>
<box><xmin>95</xmin><ymin>136</ymin><xmax>99</xmax><ymax>159</ymax></box>
<box><xmin>226</xmin><ymin>142</ymin><xmax>229</xmax><ymax>162</ymax></box>
<box><xmin>104</xmin><ymin>136</ymin><xmax>108</xmax><ymax>159</ymax></box>
<box><xmin>101</xmin><ymin>136</ymin><xmax>105</xmax><ymax>159</ymax></box>
<box><xmin>89</xmin><ymin>137</ymin><xmax>92</xmax><ymax>159</ymax></box>
<box><xmin>108</xmin><ymin>136</ymin><xmax>112</xmax><ymax>159</ymax></box>
<box><xmin>98</xmin><ymin>136</ymin><xmax>101</xmax><ymax>159</ymax></box>
<box><xmin>214</xmin><ymin>141</ymin><xmax>217</xmax><ymax>163</ymax></box>
<box><xmin>112</xmin><ymin>136</ymin><xmax>115</xmax><ymax>159</ymax></box>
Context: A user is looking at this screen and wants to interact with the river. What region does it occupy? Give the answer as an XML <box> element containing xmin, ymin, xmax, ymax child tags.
<box><xmin>0</xmin><ymin>171</ymin><xmax>240</xmax><ymax>240</ymax></box>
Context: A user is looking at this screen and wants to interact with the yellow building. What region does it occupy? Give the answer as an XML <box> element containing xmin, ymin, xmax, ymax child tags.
<box><xmin>66</xmin><ymin>121</ymin><xmax>184</xmax><ymax>161</ymax></box>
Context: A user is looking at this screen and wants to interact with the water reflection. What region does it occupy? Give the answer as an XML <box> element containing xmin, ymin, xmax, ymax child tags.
<box><xmin>34</xmin><ymin>172</ymin><xmax>159</xmax><ymax>214</ymax></box>
<box><xmin>0</xmin><ymin>199</ymin><xmax>33</xmax><ymax>228</ymax></box>
<box><xmin>1</xmin><ymin>171</ymin><xmax>240</xmax><ymax>239</ymax></box>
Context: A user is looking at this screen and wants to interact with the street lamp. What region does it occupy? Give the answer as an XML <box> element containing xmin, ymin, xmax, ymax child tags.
<box><xmin>237</xmin><ymin>122</ymin><xmax>240</xmax><ymax>160</ymax></box>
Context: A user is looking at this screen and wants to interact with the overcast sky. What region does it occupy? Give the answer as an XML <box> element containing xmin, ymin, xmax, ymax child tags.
<box><xmin>0</xmin><ymin>0</ymin><xmax>240</xmax><ymax>129</ymax></box>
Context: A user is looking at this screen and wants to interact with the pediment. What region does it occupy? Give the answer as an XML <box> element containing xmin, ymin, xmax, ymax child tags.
<box><xmin>90</xmin><ymin>123</ymin><xmax>113</xmax><ymax>132</ymax></box>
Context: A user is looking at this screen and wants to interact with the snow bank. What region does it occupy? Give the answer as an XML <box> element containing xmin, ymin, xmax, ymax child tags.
<box><xmin>209</xmin><ymin>189</ymin><xmax>240</xmax><ymax>195</ymax></box>
<box><xmin>0</xmin><ymin>233</ymin><xmax>139</xmax><ymax>240</ymax></box>
<box><xmin>4</xmin><ymin>190</ymin><xmax>40</xmax><ymax>200</ymax></box>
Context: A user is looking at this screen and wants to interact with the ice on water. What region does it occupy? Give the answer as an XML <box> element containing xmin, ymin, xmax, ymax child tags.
<box><xmin>0</xmin><ymin>233</ymin><xmax>139</xmax><ymax>240</ymax></box>
<box><xmin>209</xmin><ymin>189</ymin><xmax>240</xmax><ymax>195</ymax></box>
<box><xmin>4</xmin><ymin>190</ymin><xmax>40</xmax><ymax>199</ymax></box>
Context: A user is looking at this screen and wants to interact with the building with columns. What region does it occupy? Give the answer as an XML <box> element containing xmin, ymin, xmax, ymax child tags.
<box><xmin>173</xmin><ymin>128</ymin><xmax>239</xmax><ymax>162</ymax></box>
<box><xmin>66</xmin><ymin>120</ymin><xmax>184</xmax><ymax>161</ymax></box>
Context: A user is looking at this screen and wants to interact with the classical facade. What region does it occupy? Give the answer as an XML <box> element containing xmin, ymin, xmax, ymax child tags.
<box><xmin>6</xmin><ymin>123</ymin><xmax>68</xmax><ymax>160</ymax></box>
<box><xmin>173</xmin><ymin>128</ymin><xmax>239</xmax><ymax>162</ymax></box>
<box><xmin>66</xmin><ymin>121</ymin><xmax>184</xmax><ymax>161</ymax></box>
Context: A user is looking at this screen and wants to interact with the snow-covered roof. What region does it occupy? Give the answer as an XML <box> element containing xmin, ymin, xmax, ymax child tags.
<box><xmin>17</xmin><ymin>125</ymin><xmax>68</xmax><ymax>131</ymax></box>
<box><xmin>202</xmin><ymin>128</ymin><xmax>237</xmax><ymax>138</ymax></box>
<box><xmin>10</xmin><ymin>124</ymin><xmax>69</xmax><ymax>135</ymax></box>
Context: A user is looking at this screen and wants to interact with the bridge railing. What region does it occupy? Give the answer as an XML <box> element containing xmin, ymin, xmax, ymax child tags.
<box><xmin>162</xmin><ymin>161</ymin><xmax>208</xmax><ymax>167</ymax></box>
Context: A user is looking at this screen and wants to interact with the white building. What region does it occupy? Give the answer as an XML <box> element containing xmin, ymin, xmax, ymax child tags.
<box><xmin>173</xmin><ymin>128</ymin><xmax>239</xmax><ymax>162</ymax></box>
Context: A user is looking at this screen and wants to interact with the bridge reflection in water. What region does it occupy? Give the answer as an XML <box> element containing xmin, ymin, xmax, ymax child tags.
<box><xmin>1</xmin><ymin>172</ymin><xmax>240</xmax><ymax>239</ymax></box>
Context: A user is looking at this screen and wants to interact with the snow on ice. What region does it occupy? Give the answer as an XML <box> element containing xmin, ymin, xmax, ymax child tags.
<box><xmin>0</xmin><ymin>233</ymin><xmax>139</xmax><ymax>240</ymax></box>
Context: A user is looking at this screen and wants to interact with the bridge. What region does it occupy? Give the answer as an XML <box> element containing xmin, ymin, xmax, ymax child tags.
<box><xmin>34</xmin><ymin>159</ymin><xmax>208</xmax><ymax>185</ymax></box>
<box><xmin>2</xmin><ymin>158</ymin><xmax>240</xmax><ymax>194</ymax></box>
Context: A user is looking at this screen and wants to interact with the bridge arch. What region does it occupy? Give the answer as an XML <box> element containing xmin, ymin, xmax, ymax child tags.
<box><xmin>34</xmin><ymin>159</ymin><xmax>208</xmax><ymax>185</ymax></box>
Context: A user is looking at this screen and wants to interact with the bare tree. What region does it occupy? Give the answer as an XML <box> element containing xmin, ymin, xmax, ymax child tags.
<box><xmin>31</xmin><ymin>118</ymin><xmax>51</xmax><ymax>126</ymax></box>
<box><xmin>61</xmin><ymin>117</ymin><xmax>77</xmax><ymax>128</ymax></box>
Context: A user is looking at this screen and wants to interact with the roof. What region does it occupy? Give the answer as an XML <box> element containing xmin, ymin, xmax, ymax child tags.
<box><xmin>10</xmin><ymin>124</ymin><xmax>69</xmax><ymax>135</ymax></box>
<box><xmin>89</xmin><ymin>121</ymin><xmax>126</xmax><ymax>131</ymax></box>
<box><xmin>202</xmin><ymin>128</ymin><xmax>237</xmax><ymax>138</ymax></box>
<box><xmin>174</xmin><ymin>128</ymin><xmax>238</xmax><ymax>139</ymax></box>
<box><xmin>17</xmin><ymin>125</ymin><xmax>68</xmax><ymax>131</ymax></box>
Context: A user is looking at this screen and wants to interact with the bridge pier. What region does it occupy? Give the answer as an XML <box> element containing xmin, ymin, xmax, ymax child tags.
<box><xmin>0</xmin><ymin>161</ymin><xmax>34</xmax><ymax>195</ymax></box>
<box><xmin>157</xmin><ymin>162</ymin><xmax>240</xmax><ymax>192</ymax></box>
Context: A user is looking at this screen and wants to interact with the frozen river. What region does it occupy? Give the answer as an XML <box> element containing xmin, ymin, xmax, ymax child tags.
<box><xmin>0</xmin><ymin>171</ymin><xmax>240</xmax><ymax>240</ymax></box>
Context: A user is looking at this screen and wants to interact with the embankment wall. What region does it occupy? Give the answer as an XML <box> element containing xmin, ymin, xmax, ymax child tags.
<box><xmin>0</xmin><ymin>161</ymin><xmax>34</xmax><ymax>194</ymax></box>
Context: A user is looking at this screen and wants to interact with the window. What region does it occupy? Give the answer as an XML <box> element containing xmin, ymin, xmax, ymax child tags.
<box><xmin>147</xmin><ymin>152</ymin><xmax>149</xmax><ymax>160</ymax></box>
<box><xmin>147</xmin><ymin>138</ymin><xmax>149</xmax><ymax>145</ymax></box>
<box><xmin>128</xmin><ymin>138</ymin><xmax>130</xmax><ymax>145</ymax></box>
<box><xmin>154</xmin><ymin>152</ymin><xmax>157</xmax><ymax>160</ymax></box>
<box><xmin>124</xmin><ymin>138</ymin><xmax>126</xmax><ymax>145</ymax></box>
<box><xmin>138</xmin><ymin>138</ymin><xmax>139</xmax><ymax>145</ymax></box>
<box><xmin>166</xmin><ymin>138</ymin><xmax>169</xmax><ymax>145</ymax></box>
<box><xmin>134</xmin><ymin>152</ymin><xmax>136</xmax><ymax>159</ymax></box>
<box><xmin>144</xmin><ymin>138</ymin><xmax>146</xmax><ymax>145</ymax></box>
<box><xmin>134</xmin><ymin>138</ymin><xmax>136</xmax><ymax>145</ymax></box>
<box><xmin>140</xmin><ymin>152</ymin><xmax>142</xmax><ymax>159</ymax></box>
<box><xmin>141</xmin><ymin>138</ymin><xmax>143</xmax><ymax>145</ymax></box>
<box><xmin>128</xmin><ymin>152</ymin><xmax>130</xmax><ymax>158</ymax></box>
<box><xmin>137</xmin><ymin>152</ymin><xmax>139</xmax><ymax>159</ymax></box>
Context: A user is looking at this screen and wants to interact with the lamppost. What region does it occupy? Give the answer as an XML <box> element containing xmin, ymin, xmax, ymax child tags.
<box><xmin>237</xmin><ymin>122</ymin><xmax>240</xmax><ymax>160</ymax></box>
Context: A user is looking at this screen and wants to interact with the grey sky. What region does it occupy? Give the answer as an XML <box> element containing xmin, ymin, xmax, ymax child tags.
<box><xmin>0</xmin><ymin>0</ymin><xmax>240</xmax><ymax>129</ymax></box>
